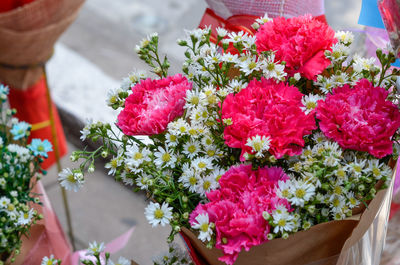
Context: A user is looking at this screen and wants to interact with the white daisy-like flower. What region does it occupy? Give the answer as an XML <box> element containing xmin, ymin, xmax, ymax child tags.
<box><xmin>16</xmin><ymin>209</ymin><xmax>34</xmax><ymax>226</ymax></box>
<box><xmin>330</xmin><ymin>196</ymin><xmax>346</xmax><ymax>214</ymax></box>
<box><xmin>6</xmin><ymin>144</ymin><xmax>31</xmax><ymax>162</ymax></box>
<box><xmin>276</xmin><ymin>180</ymin><xmax>292</xmax><ymax>199</ymax></box>
<box><xmin>10</xmin><ymin>191</ymin><xmax>18</xmax><ymax>197</ymax></box>
<box><xmin>125</xmin><ymin>145</ymin><xmax>151</xmax><ymax>168</ymax></box>
<box><xmin>185</xmin><ymin>89</ymin><xmax>206</xmax><ymax>110</ymax></box>
<box><xmin>154</xmin><ymin>146</ymin><xmax>177</xmax><ymax>168</ymax></box>
<box><xmin>366</xmin><ymin>159</ymin><xmax>384</xmax><ymax>179</ymax></box>
<box><xmin>331</xmin><ymin>72</ymin><xmax>350</xmax><ymax>86</ymax></box>
<box><xmin>121</xmin><ymin>172</ymin><xmax>134</xmax><ymax>186</ymax></box>
<box><xmin>145</xmin><ymin>202</ymin><xmax>173</xmax><ymax>227</ymax></box>
<box><xmin>204</xmin><ymin>51</ymin><xmax>223</xmax><ymax>66</ymax></box>
<box><xmin>346</xmin><ymin>158</ymin><xmax>366</xmax><ymax>177</ymax></box>
<box><xmin>328</xmin><ymin>43</ymin><xmax>350</xmax><ymax>61</ymax></box>
<box><xmin>228</xmin><ymin>31</ymin><xmax>247</xmax><ymax>43</ymax></box>
<box><xmin>335</xmin><ymin>31</ymin><xmax>354</xmax><ymax>45</ymax></box>
<box><xmin>80</xmin><ymin>118</ymin><xmax>94</xmax><ymax>141</ymax></box>
<box><xmin>346</xmin><ymin>191</ymin><xmax>360</xmax><ymax>209</ymax></box>
<box><xmin>216</xmin><ymin>27</ymin><xmax>228</xmax><ymax>38</ymax></box>
<box><xmin>107</xmin><ymin>256</ymin><xmax>131</xmax><ymax>265</ymax></box>
<box><xmin>324</xmin><ymin>154</ymin><xmax>340</xmax><ymax>167</ymax></box>
<box><xmin>260</xmin><ymin>54</ymin><xmax>286</xmax><ymax>80</ymax></box>
<box><xmin>272</xmin><ymin>210</ymin><xmax>296</xmax><ymax>234</ymax></box>
<box><xmin>136</xmin><ymin>174</ymin><xmax>152</xmax><ymax>190</ymax></box>
<box><xmin>210</xmin><ymin>167</ymin><xmax>225</xmax><ymax>183</ymax></box>
<box><xmin>238</xmin><ymin>56</ymin><xmax>260</xmax><ymax>75</ymax></box>
<box><xmin>315</xmin><ymin>76</ymin><xmax>335</xmax><ymax>94</ymax></box>
<box><xmin>127</xmin><ymin>69</ymin><xmax>147</xmax><ymax>84</ymax></box>
<box><xmin>300</xmin><ymin>94</ymin><xmax>323</xmax><ymax>114</ymax></box>
<box><xmin>179</xmin><ymin>171</ymin><xmax>199</xmax><ymax>193</ymax></box>
<box><xmin>192</xmin><ymin>157</ymin><xmax>213</xmax><ymax>172</ymax></box>
<box><xmin>105</xmin><ymin>156</ymin><xmax>122</xmax><ymax>176</ymax></box>
<box><xmin>227</xmin><ymin>79</ymin><xmax>244</xmax><ymax>93</ymax></box>
<box><xmin>0</xmin><ymin>196</ymin><xmax>10</xmax><ymax>209</ymax></box>
<box><xmin>106</xmin><ymin>87</ymin><xmax>122</xmax><ymax>107</ymax></box>
<box><xmin>289</xmin><ymin>180</ymin><xmax>315</xmax><ymax>207</ymax></box>
<box><xmin>182</xmin><ymin>141</ymin><xmax>201</xmax><ymax>159</ymax></box>
<box><xmin>86</xmin><ymin>241</ymin><xmax>105</xmax><ymax>256</ymax></box>
<box><xmin>58</xmin><ymin>168</ymin><xmax>85</xmax><ymax>192</ymax></box>
<box><xmin>221</xmin><ymin>53</ymin><xmax>239</xmax><ymax>64</ymax></box>
<box><xmin>165</xmin><ymin>133</ymin><xmax>179</xmax><ymax>147</ymax></box>
<box><xmin>353</xmin><ymin>55</ymin><xmax>377</xmax><ymax>73</ymax></box>
<box><xmin>242</xmin><ymin>35</ymin><xmax>256</xmax><ymax>50</ymax></box>
<box><xmin>168</xmin><ymin>118</ymin><xmax>189</xmax><ymax>136</ymax></box>
<box><xmin>41</xmin><ymin>255</ymin><xmax>59</xmax><ymax>265</ymax></box>
<box><xmin>312</xmin><ymin>132</ymin><xmax>326</xmax><ymax>144</ymax></box>
<box><xmin>245</xmin><ymin>135</ymin><xmax>271</xmax><ymax>158</ymax></box>
<box><xmin>255</xmin><ymin>13</ymin><xmax>272</xmax><ymax>24</ymax></box>
<box><xmin>196</xmin><ymin>175</ymin><xmax>218</xmax><ymax>196</ymax></box>
<box><xmin>191</xmin><ymin>213</ymin><xmax>213</xmax><ymax>242</ymax></box>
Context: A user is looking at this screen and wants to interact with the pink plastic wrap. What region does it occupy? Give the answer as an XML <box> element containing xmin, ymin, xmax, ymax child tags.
<box><xmin>378</xmin><ymin>0</ymin><xmax>400</xmax><ymax>57</ymax></box>
<box><xmin>13</xmin><ymin>181</ymin><xmax>72</xmax><ymax>265</ymax></box>
<box><xmin>205</xmin><ymin>0</ymin><xmax>324</xmax><ymax>19</ymax></box>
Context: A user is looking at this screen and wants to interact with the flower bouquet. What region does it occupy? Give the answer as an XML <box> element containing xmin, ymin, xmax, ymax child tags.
<box><xmin>64</xmin><ymin>14</ymin><xmax>400</xmax><ymax>265</ymax></box>
<box><xmin>0</xmin><ymin>85</ymin><xmax>53</xmax><ymax>263</ymax></box>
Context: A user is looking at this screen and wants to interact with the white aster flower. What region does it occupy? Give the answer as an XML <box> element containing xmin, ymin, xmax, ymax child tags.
<box><xmin>136</xmin><ymin>174</ymin><xmax>152</xmax><ymax>190</ymax></box>
<box><xmin>255</xmin><ymin>13</ymin><xmax>272</xmax><ymax>24</ymax></box>
<box><xmin>276</xmin><ymin>180</ymin><xmax>292</xmax><ymax>199</ymax></box>
<box><xmin>353</xmin><ymin>55</ymin><xmax>377</xmax><ymax>73</ymax></box>
<box><xmin>179</xmin><ymin>171</ymin><xmax>199</xmax><ymax>193</ymax></box>
<box><xmin>346</xmin><ymin>191</ymin><xmax>360</xmax><ymax>208</ymax></box>
<box><xmin>191</xmin><ymin>213</ymin><xmax>213</xmax><ymax>242</ymax></box>
<box><xmin>312</xmin><ymin>132</ymin><xmax>326</xmax><ymax>144</ymax></box>
<box><xmin>80</xmin><ymin>118</ymin><xmax>94</xmax><ymax>141</ymax></box>
<box><xmin>145</xmin><ymin>202</ymin><xmax>173</xmax><ymax>227</ymax></box>
<box><xmin>346</xmin><ymin>158</ymin><xmax>366</xmax><ymax>177</ymax></box>
<box><xmin>106</xmin><ymin>87</ymin><xmax>122</xmax><ymax>107</ymax></box>
<box><xmin>168</xmin><ymin>118</ymin><xmax>189</xmax><ymax>136</ymax></box>
<box><xmin>121</xmin><ymin>172</ymin><xmax>134</xmax><ymax>186</ymax></box>
<box><xmin>58</xmin><ymin>168</ymin><xmax>85</xmax><ymax>192</ymax></box>
<box><xmin>182</xmin><ymin>141</ymin><xmax>201</xmax><ymax>159</ymax></box>
<box><xmin>245</xmin><ymin>135</ymin><xmax>271</xmax><ymax>158</ymax></box>
<box><xmin>10</xmin><ymin>191</ymin><xmax>18</xmax><ymax>197</ymax></box>
<box><xmin>107</xmin><ymin>256</ymin><xmax>130</xmax><ymax>265</ymax></box>
<box><xmin>328</xmin><ymin>43</ymin><xmax>350</xmax><ymax>61</ymax></box>
<box><xmin>335</xmin><ymin>31</ymin><xmax>354</xmax><ymax>45</ymax></box>
<box><xmin>238</xmin><ymin>56</ymin><xmax>260</xmax><ymax>75</ymax></box>
<box><xmin>300</xmin><ymin>94</ymin><xmax>323</xmax><ymax>114</ymax></box>
<box><xmin>289</xmin><ymin>180</ymin><xmax>315</xmax><ymax>207</ymax></box>
<box><xmin>154</xmin><ymin>146</ymin><xmax>176</xmax><ymax>168</ymax></box>
<box><xmin>221</xmin><ymin>53</ymin><xmax>239</xmax><ymax>64</ymax></box>
<box><xmin>125</xmin><ymin>145</ymin><xmax>151</xmax><ymax>168</ymax></box>
<box><xmin>315</xmin><ymin>76</ymin><xmax>335</xmax><ymax>94</ymax></box>
<box><xmin>0</xmin><ymin>197</ymin><xmax>10</xmax><ymax>208</ymax></box>
<box><xmin>260</xmin><ymin>54</ymin><xmax>286</xmax><ymax>80</ymax></box>
<box><xmin>228</xmin><ymin>31</ymin><xmax>247</xmax><ymax>43</ymax></box>
<box><xmin>105</xmin><ymin>156</ymin><xmax>122</xmax><ymax>176</ymax></box>
<box><xmin>196</xmin><ymin>175</ymin><xmax>218</xmax><ymax>196</ymax></box>
<box><xmin>86</xmin><ymin>241</ymin><xmax>105</xmax><ymax>256</ymax></box>
<box><xmin>165</xmin><ymin>133</ymin><xmax>179</xmax><ymax>147</ymax></box>
<box><xmin>41</xmin><ymin>255</ymin><xmax>59</xmax><ymax>265</ymax></box>
<box><xmin>17</xmin><ymin>209</ymin><xmax>34</xmax><ymax>226</ymax></box>
<box><xmin>192</xmin><ymin>157</ymin><xmax>213</xmax><ymax>172</ymax></box>
<box><xmin>272</xmin><ymin>211</ymin><xmax>296</xmax><ymax>234</ymax></box>
<box><xmin>331</xmin><ymin>72</ymin><xmax>350</xmax><ymax>86</ymax></box>
<box><xmin>216</xmin><ymin>27</ymin><xmax>228</xmax><ymax>38</ymax></box>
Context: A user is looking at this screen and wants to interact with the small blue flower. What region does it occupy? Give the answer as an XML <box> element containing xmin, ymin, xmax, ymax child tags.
<box><xmin>0</xmin><ymin>84</ymin><xmax>9</xmax><ymax>102</ymax></box>
<box><xmin>10</xmin><ymin>121</ymin><xmax>31</xmax><ymax>140</ymax></box>
<box><xmin>29</xmin><ymin>139</ymin><xmax>53</xmax><ymax>158</ymax></box>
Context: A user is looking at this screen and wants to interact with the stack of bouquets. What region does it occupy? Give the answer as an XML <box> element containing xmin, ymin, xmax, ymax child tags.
<box><xmin>0</xmin><ymin>85</ymin><xmax>52</xmax><ymax>263</ymax></box>
<box><xmin>63</xmin><ymin>14</ymin><xmax>400</xmax><ymax>264</ymax></box>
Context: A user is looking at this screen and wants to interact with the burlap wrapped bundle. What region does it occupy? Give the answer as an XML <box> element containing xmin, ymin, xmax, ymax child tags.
<box><xmin>0</xmin><ymin>0</ymin><xmax>85</xmax><ymax>90</ymax></box>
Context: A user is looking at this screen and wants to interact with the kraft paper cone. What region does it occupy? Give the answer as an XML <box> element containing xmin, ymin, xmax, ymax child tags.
<box><xmin>181</xmin><ymin>166</ymin><xmax>396</xmax><ymax>265</ymax></box>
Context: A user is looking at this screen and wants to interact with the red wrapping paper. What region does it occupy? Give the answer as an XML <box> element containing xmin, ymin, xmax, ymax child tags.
<box><xmin>7</xmin><ymin>77</ymin><xmax>68</xmax><ymax>170</ymax></box>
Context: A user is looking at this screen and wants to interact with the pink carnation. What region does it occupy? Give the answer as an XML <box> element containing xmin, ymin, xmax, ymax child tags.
<box><xmin>117</xmin><ymin>74</ymin><xmax>192</xmax><ymax>135</ymax></box>
<box><xmin>190</xmin><ymin>165</ymin><xmax>290</xmax><ymax>265</ymax></box>
<box><xmin>222</xmin><ymin>78</ymin><xmax>316</xmax><ymax>159</ymax></box>
<box><xmin>316</xmin><ymin>79</ymin><xmax>400</xmax><ymax>158</ymax></box>
<box><xmin>255</xmin><ymin>15</ymin><xmax>336</xmax><ymax>80</ymax></box>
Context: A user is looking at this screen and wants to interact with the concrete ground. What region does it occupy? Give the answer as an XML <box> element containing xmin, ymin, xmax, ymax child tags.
<box><xmin>41</xmin><ymin>0</ymin><xmax>400</xmax><ymax>264</ymax></box>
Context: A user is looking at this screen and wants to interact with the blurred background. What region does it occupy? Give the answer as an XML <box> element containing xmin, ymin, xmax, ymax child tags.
<box><xmin>40</xmin><ymin>0</ymin><xmax>400</xmax><ymax>264</ymax></box>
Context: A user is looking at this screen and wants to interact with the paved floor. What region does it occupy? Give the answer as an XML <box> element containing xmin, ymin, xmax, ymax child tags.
<box><xmin>41</xmin><ymin>0</ymin><xmax>400</xmax><ymax>264</ymax></box>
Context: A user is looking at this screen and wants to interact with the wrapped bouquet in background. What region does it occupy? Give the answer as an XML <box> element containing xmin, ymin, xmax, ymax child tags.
<box><xmin>0</xmin><ymin>85</ymin><xmax>53</xmax><ymax>262</ymax></box>
<box><xmin>63</xmin><ymin>13</ymin><xmax>400</xmax><ymax>265</ymax></box>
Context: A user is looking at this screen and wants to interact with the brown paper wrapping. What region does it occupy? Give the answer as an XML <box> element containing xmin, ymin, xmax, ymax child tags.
<box><xmin>181</xmin><ymin>170</ymin><xmax>394</xmax><ymax>265</ymax></box>
<box><xmin>0</xmin><ymin>0</ymin><xmax>85</xmax><ymax>89</ymax></box>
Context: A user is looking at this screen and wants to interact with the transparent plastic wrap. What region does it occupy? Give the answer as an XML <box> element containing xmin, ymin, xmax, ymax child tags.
<box><xmin>204</xmin><ymin>0</ymin><xmax>324</xmax><ymax>19</ymax></box>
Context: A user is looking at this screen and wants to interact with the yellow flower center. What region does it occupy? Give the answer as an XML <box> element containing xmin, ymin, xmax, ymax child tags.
<box><xmin>306</xmin><ymin>102</ymin><xmax>316</xmax><ymax>110</ymax></box>
<box><xmin>248</xmin><ymin>61</ymin><xmax>257</xmax><ymax>70</ymax></box>
<box><xmin>134</xmin><ymin>152</ymin><xmax>143</xmax><ymax>160</ymax></box>
<box><xmin>207</xmin><ymin>150</ymin><xmax>215</xmax><ymax>157</ymax></box>
<box><xmin>303</xmin><ymin>150</ymin><xmax>312</xmax><ymax>157</ymax></box>
<box><xmin>7</xmin><ymin>204</ymin><xmax>14</xmax><ymax>211</ymax></box>
<box><xmin>203</xmin><ymin>181</ymin><xmax>211</xmax><ymax>190</ymax></box>
<box><xmin>278</xmin><ymin>219</ymin><xmax>286</xmax><ymax>227</ymax></box>
<box><xmin>169</xmin><ymin>135</ymin><xmax>177</xmax><ymax>142</ymax></box>
<box><xmin>334</xmin><ymin>186</ymin><xmax>342</xmax><ymax>195</ymax></box>
<box><xmin>281</xmin><ymin>189</ymin><xmax>290</xmax><ymax>198</ymax></box>
<box><xmin>111</xmin><ymin>159</ymin><xmax>118</xmax><ymax>168</ymax></box>
<box><xmin>372</xmin><ymin>167</ymin><xmax>381</xmax><ymax>177</ymax></box>
<box><xmin>198</xmin><ymin>162</ymin><xmax>206</xmax><ymax>169</ymax></box>
<box><xmin>162</xmin><ymin>153</ymin><xmax>171</xmax><ymax>162</ymax></box>
<box><xmin>200</xmin><ymin>223</ymin><xmax>209</xmax><ymax>232</ymax></box>
<box><xmin>189</xmin><ymin>176</ymin><xmax>197</xmax><ymax>185</ymax></box>
<box><xmin>353</xmin><ymin>165</ymin><xmax>362</xmax><ymax>173</ymax></box>
<box><xmin>336</xmin><ymin>169</ymin><xmax>346</xmax><ymax>178</ymax></box>
<box><xmin>188</xmin><ymin>145</ymin><xmax>196</xmax><ymax>153</ymax></box>
<box><xmin>67</xmin><ymin>174</ymin><xmax>76</xmax><ymax>183</ymax></box>
<box><xmin>154</xmin><ymin>209</ymin><xmax>164</xmax><ymax>219</ymax></box>
<box><xmin>191</xmin><ymin>96</ymin><xmax>200</xmax><ymax>105</ymax></box>
<box><xmin>295</xmin><ymin>188</ymin><xmax>306</xmax><ymax>199</ymax></box>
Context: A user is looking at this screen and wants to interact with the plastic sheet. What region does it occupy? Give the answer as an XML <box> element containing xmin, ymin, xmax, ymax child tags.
<box><xmin>205</xmin><ymin>0</ymin><xmax>324</xmax><ymax>19</ymax></box>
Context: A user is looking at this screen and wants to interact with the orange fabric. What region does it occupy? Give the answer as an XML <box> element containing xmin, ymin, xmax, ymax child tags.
<box><xmin>7</xmin><ymin>76</ymin><xmax>68</xmax><ymax>169</ymax></box>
